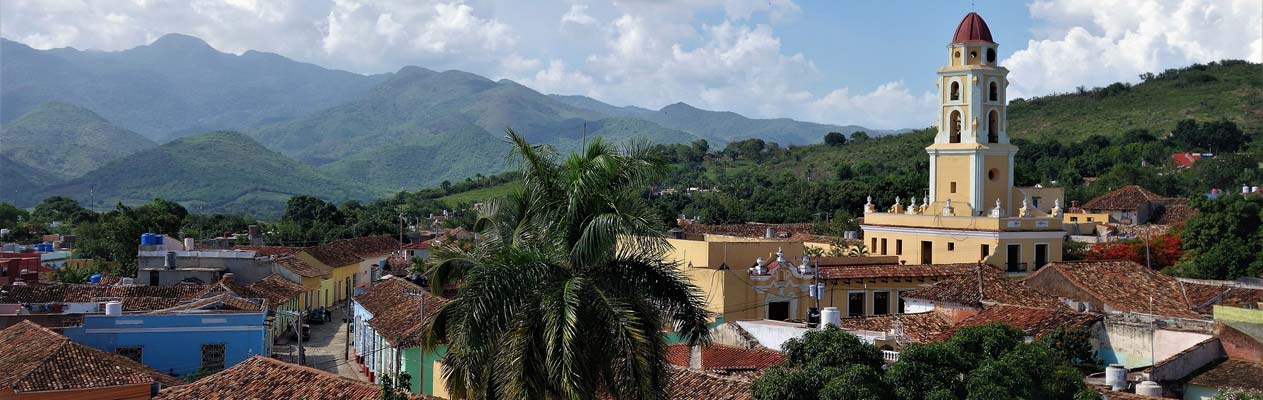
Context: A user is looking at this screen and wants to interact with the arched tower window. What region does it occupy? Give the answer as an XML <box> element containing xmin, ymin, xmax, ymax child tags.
<box><xmin>950</xmin><ymin>110</ymin><xmax>962</xmax><ymax>143</ymax></box>
<box><xmin>986</xmin><ymin>48</ymin><xmax>996</xmax><ymax>64</ymax></box>
<box><xmin>987</xmin><ymin>110</ymin><xmax>999</xmax><ymax>143</ymax></box>
<box><xmin>950</xmin><ymin>82</ymin><xmax>960</xmax><ymax>101</ymax></box>
<box><xmin>989</xmin><ymin>82</ymin><xmax>998</xmax><ymax>102</ymax></box>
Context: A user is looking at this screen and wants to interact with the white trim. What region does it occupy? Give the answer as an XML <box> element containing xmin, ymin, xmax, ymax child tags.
<box><xmin>85</xmin><ymin>326</ymin><xmax>265</xmax><ymax>334</ymax></box>
<box><xmin>860</xmin><ymin>224</ymin><xmax>1066</xmax><ymax>240</ymax></box>
<box><xmin>973</xmin><ymin>152</ymin><xmax>983</xmax><ymax>211</ymax></box>
<box><xmin>929</xmin><ymin>154</ymin><xmax>937</xmax><ymax>202</ymax></box>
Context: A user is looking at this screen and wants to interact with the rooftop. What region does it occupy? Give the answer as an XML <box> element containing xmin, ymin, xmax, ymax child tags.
<box><xmin>1080</xmin><ymin>185</ymin><xmax>1165</xmax><ymax>211</ymax></box>
<box><xmin>937</xmin><ymin>304</ymin><xmax>1102</xmax><ymax>340</ymax></box>
<box><xmin>232</xmin><ymin>245</ymin><xmax>301</xmax><ymax>257</ymax></box>
<box><xmin>353</xmin><ymin>277</ymin><xmax>448</xmax><ymax>348</ymax></box>
<box><xmin>664</xmin><ymin>344</ymin><xmax>785</xmax><ymax>376</ymax></box>
<box><xmin>155</xmin><ymin>355</ymin><xmax>432</xmax><ymax>400</ymax></box>
<box><xmin>835</xmin><ymin>311</ymin><xmax>954</xmax><ymax>343</ymax></box>
<box><xmin>902</xmin><ymin>264</ymin><xmax>1065</xmax><ymax>309</ymax></box>
<box><xmin>303</xmin><ymin>236</ymin><xmax>399</xmax><ymax>267</ymax></box>
<box><xmin>1029</xmin><ymin>260</ymin><xmax>1203</xmax><ymax>319</ymax></box>
<box><xmin>952</xmin><ymin>12</ymin><xmax>994</xmax><ymax>44</ymax></box>
<box><xmin>0</xmin><ymin>320</ymin><xmax>183</xmax><ymax>393</ymax></box>
<box><xmin>1188</xmin><ymin>358</ymin><xmax>1263</xmax><ymax>392</ymax></box>
<box><xmin>273</xmin><ymin>255</ymin><xmax>331</xmax><ymax>278</ymax></box>
<box><xmin>663</xmin><ymin>366</ymin><xmax>753</xmax><ymax>400</ymax></box>
<box><xmin>1</xmin><ymin>283</ymin><xmax>208</xmax><ymax>311</ymax></box>
<box><xmin>818</xmin><ymin>263</ymin><xmax>977</xmax><ymax>280</ymax></box>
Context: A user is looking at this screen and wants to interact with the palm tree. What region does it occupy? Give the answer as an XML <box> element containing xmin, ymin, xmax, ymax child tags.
<box><xmin>847</xmin><ymin>244</ymin><xmax>870</xmax><ymax>257</ymax></box>
<box><xmin>420</xmin><ymin>129</ymin><xmax>712</xmax><ymax>400</ymax></box>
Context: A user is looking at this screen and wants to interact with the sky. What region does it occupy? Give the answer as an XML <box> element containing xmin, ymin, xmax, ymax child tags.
<box><xmin>2</xmin><ymin>0</ymin><xmax>1259</xmax><ymax>130</ymax></box>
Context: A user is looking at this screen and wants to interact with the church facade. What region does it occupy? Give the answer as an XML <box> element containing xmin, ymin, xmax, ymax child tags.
<box><xmin>859</xmin><ymin>12</ymin><xmax>1066</xmax><ymax>275</ymax></box>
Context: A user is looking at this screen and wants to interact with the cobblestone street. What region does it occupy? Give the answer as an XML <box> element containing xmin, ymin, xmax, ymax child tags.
<box><xmin>274</xmin><ymin>306</ymin><xmax>367</xmax><ymax>382</ymax></box>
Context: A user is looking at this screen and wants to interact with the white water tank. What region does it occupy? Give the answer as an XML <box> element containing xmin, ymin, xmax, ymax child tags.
<box><xmin>1136</xmin><ymin>381</ymin><xmax>1162</xmax><ymax>396</ymax></box>
<box><xmin>105</xmin><ymin>301</ymin><xmax>123</xmax><ymax>316</ymax></box>
<box><xmin>1105</xmin><ymin>364</ymin><xmax>1128</xmax><ymax>391</ymax></box>
<box><xmin>184</xmin><ymin>237</ymin><xmax>195</xmax><ymax>250</ymax></box>
<box><xmin>820</xmin><ymin>307</ymin><xmax>841</xmax><ymax>329</ymax></box>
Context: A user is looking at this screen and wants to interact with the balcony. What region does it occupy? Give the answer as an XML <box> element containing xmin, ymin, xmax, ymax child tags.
<box><xmin>1006</xmin><ymin>262</ymin><xmax>1028</xmax><ymax>273</ymax></box>
<box><xmin>882</xmin><ymin>350</ymin><xmax>900</xmax><ymax>363</ymax></box>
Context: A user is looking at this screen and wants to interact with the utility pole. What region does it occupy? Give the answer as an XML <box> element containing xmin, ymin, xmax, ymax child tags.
<box><xmin>344</xmin><ymin>283</ymin><xmax>352</xmax><ymax>361</ymax></box>
<box><xmin>293</xmin><ymin>316</ymin><xmax>305</xmax><ymax>365</ymax></box>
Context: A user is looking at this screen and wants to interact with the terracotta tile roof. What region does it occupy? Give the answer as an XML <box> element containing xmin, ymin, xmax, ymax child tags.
<box><xmin>353</xmin><ymin>277</ymin><xmax>449</xmax><ymax>348</ymax></box>
<box><xmin>1029</xmin><ymin>261</ymin><xmax>1202</xmax><ymax>319</ymax></box>
<box><xmin>1179</xmin><ymin>280</ymin><xmax>1263</xmax><ymax>313</ymax></box>
<box><xmin>0</xmin><ymin>283</ymin><xmax>207</xmax><ymax>310</ymax></box>
<box><xmin>1188</xmin><ymin>358</ymin><xmax>1263</xmax><ymax>392</ymax></box>
<box><xmin>303</xmin><ymin>236</ymin><xmax>399</xmax><ymax>267</ymax></box>
<box><xmin>273</xmin><ymin>255</ymin><xmax>330</xmax><ymax>278</ymax></box>
<box><xmin>232</xmin><ymin>245</ymin><xmax>301</xmax><ymax>257</ymax></box>
<box><xmin>1081</xmin><ymin>185</ymin><xmax>1164</xmax><ymax>211</ymax></box>
<box><xmin>155</xmin><ymin>355</ymin><xmax>433</xmax><ymax>400</ymax></box>
<box><xmin>938</xmin><ymin>304</ymin><xmax>1101</xmax><ymax>340</ymax></box>
<box><xmin>1094</xmin><ymin>386</ymin><xmax>1165</xmax><ymax>399</ymax></box>
<box><xmin>818</xmin><ymin>263</ymin><xmax>976</xmax><ymax>280</ymax></box>
<box><xmin>0</xmin><ymin>320</ymin><xmax>183</xmax><ymax>393</ymax></box>
<box><xmin>665</xmin><ymin>344</ymin><xmax>785</xmax><ymax>374</ymax></box>
<box><xmin>681</xmin><ymin>223</ymin><xmax>816</xmax><ymax>239</ymax></box>
<box><xmin>902</xmin><ymin>264</ymin><xmax>1065</xmax><ymax>309</ymax></box>
<box><xmin>241</xmin><ymin>275</ymin><xmax>307</xmax><ymax>306</ymax></box>
<box><xmin>662</xmin><ymin>366</ymin><xmax>753</xmax><ymax>400</ymax></box>
<box><xmin>835</xmin><ymin>311</ymin><xmax>953</xmax><ymax>343</ymax></box>
<box><xmin>149</xmin><ymin>293</ymin><xmax>266</xmax><ymax>314</ymax></box>
<box><xmin>401</xmin><ymin>241</ymin><xmax>435</xmax><ymax>250</ymax></box>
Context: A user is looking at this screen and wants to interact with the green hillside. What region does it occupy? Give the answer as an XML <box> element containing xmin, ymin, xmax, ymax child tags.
<box><xmin>1</xmin><ymin>102</ymin><xmax>156</xmax><ymax>179</ymax></box>
<box><xmin>1007</xmin><ymin>60</ymin><xmax>1262</xmax><ymax>141</ymax></box>
<box><xmin>38</xmin><ymin>131</ymin><xmax>374</xmax><ymax>215</ymax></box>
<box><xmin>0</xmin><ymin>154</ymin><xmax>61</xmax><ymax>205</ymax></box>
<box><xmin>252</xmin><ymin>66</ymin><xmax>702</xmax><ymax>191</ymax></box>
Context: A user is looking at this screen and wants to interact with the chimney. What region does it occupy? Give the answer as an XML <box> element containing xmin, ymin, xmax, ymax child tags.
<box><xmin>164</xmin><ymin>251</ymin><xmax>177</xmax><ymax>269</ymax></box>
<box><xmin>689</xmin><ymin>345</ymin><xmax>703</xmax><ymax>371</ymax></box>
<box><xmin>765</xmin><ymin>227</ymin><xmax>774</xmax><ymax>239</ymax></box>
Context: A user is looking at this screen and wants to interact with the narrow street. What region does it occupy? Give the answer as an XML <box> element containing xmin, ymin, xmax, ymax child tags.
<box><xmin>274</xmin><ymin>306</ymin><xmax>368</xmax><ymax>382</ymax></box>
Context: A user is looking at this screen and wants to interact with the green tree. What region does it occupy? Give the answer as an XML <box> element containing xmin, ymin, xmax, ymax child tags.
<box><xmin>419</xmin><ymin>129</ymin><xmax>711</xmax><ymax>400</ymax></box>
<box><xmin>31</xmin><ymin>196</ymin><xmax>95</xmax><ymax>225</ymax></box>
<box><xmin>1173</xmin><ymin>195</ymin><xmax>1263</xmax><ymax>279</ymax></box>
<box><xmin>752</xmin><ymin>326</ymin><xmax>889</xmax><ymax>400</ymax></box>
<box><xmin>282</xmin><ymin>195</ymin><xmax>344</xmax><ymax>225</ymax></box>
<box><xmin>850</xmin><ymin>131</ymin><xmax>871</xmax><ymax>142</ymax></box>
<box><xmin>825</xmin><ymin>131</ymin><xmax>848</xmax><ymax>146</ymax></box>
<box><xmin>0</xmin><ymin>202</ymin><xmax>29</xmax><ymax>227</ymax></box>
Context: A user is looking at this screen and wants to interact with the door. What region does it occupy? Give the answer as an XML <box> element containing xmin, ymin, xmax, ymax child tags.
<box><xmin>1035</xmin><ymin>244</ymin><xmax>1049</xmax><ymax>270</ymax></box>
<box><xmin>1007</xmin><ymin>244</ymin><xmax>1023</xmax><ymax>272</ymax></box>
<box><xmin>767</xmin><ymin>302</ymin><xmax>790</xmax><ymax>321</ymax></box>
<box><xmin>848</xmin><ymin>292</ymin><xmax>866</xmax><ymax>317</ymax></box>
<box><xmin>920</xmin><ymin>241</ymin><xmax>933</xmax><ymax>264</ymax></box>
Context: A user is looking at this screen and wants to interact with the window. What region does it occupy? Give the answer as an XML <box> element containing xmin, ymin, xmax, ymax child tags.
<box><xmin>981</xmin><ymin>244</ymin><xmax>991</xmax><ymax>260</ymax></box>
<box><xmin>950</xmin><ymin>182</ymin><xmax>957</xmax><ymax>193</ymax></box>
<box><xmin>948</xmin><ymin>243</ymin><xmax>955</xmax><ymax>251</ymax></box>
<box><xmin>950</xmin><ymin>82</ymin><xmax>960</xmax><ymax>101</ymax></box>
<box><xmin>969</xmin><ymin>51</ymin><xmax>977</xmax><ymax>60</ymax></box>
<box><xmin>986</xmin><ymin>48</ymin><xmax>996</xmax><ymax>63</ymax></box>
<box><xmin>988</xmin><ymin>169</ymin><xmax>998</xmax><ymax>181</ymax></box>
<box><xmin>950</xmin><ymin>110</ymin><xmax>962</xmax><ymax>143</ymax></box>
<box><xmin>920</xmin><ymin>241</ymin><xmax>933</xmax><ymax>264</ymax></box>
<box><xmin>848</xmin><ymin>292</ymin><xmax>866</xmax><ymax>317</ymax></box>
<box><xmin>880</xmin><ymin>239</ymin><xmax>888</xmax><ymax>255</ymax></box>
<box><xmin>871</xmin><ymin>237</ymin><xmax>878</xmax><ymax>252</ymax></box>
<box><xmin>1035</xmin><ymin>244</ymin><xmax>1049</xmax><ymax>270</ymax></box>
<box><xmin>149</xmin><ymin>271</ymin><xmax>159</xmax><ymax>286</ymax></box>
<box><xmin>117</xmin><ymin>346</ymin><xmax>143</xmax><ymax>363</ymax></box>
<box><xmin>201</xmin><ymin>343</ymin><xmax>226</xmax><ymax>372</ymax></box>
<box><xmin>1032</xmin><ymin>197</ymin><xmax>1042</xmax><ymax>208</ymax></box>
<box><xmin>1070</xmin><ymin>217</ymin><xmax>1079</xmax><ymax>222</ymax></box>
<box><xmin>895</xmin><ymin>240</ymin><xmax>903</xmax><ymax>256</ymax></box>
<box><xmin>1087</xmin><ymin>217</ymin><xmax>1095</xmax><ymax>222</ymax></box>
<box><xmin>988</xmin><ymin>110</ymin><xmax>999</xmax><ymax>143</ymax></box>
<box><xmin>767</xmin><ymin>302</ymin><xmax>790</xmax><ymax>321</ymax></box>
<box><xmin>873</xmin><ymin>291</ymin><xmax>890</xmax><ymax>316</ymax></box>
<box><xmin>989</xmin><ymin>82</ymin><xmax>998</xmax><ymax>101</ymax></box>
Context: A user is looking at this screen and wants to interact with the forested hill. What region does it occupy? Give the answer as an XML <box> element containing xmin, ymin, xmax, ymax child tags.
<box><xmin>37</xmin><ymin>131</ymin><xmax>370</xmax><ymax>215</ymax></box>
<box><xmin>1007</xmin><ymin>60</ymin><xmax>1261</xmax><ymax>141</ymax></box>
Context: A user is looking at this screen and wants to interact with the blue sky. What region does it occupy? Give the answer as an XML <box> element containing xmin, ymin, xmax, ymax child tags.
<box><xmin>2</xmin><ymin>0</ymin><xmax>1259</xmax><ymax>129</ymax></box>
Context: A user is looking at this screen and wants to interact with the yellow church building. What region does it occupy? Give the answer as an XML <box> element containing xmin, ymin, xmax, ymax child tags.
<box><xmin>859</xmin><ymin>12</ymin><xmax>1066</xmax><ymax>275</ymax></box>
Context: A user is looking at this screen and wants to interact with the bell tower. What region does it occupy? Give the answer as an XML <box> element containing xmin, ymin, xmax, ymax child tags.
<box><xmin>926</xmin><ymin>12</ymin><xmax>1016</xmax><ymax>216</ymax></box>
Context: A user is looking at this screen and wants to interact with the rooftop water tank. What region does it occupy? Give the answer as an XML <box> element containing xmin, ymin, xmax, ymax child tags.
<box><xmin>104</xmin><ymin>301</ymin><xmax>123</xmax><ymax>316</ymax></box>
<box><xmin>154</xmin><ymin>235</ymin><xmax>164</xmax><ymax>245</ymax></box>
<box><xmin>1105</xmin><ymin>364</ymin><xmax>1127</xmax><ymax>391</ymax></box>
<box><xmin>820</xmin><ymin>307</ymin><xmax>842</xmax><ymax>329</ymax></box>
<box><xmin>89</xmin><ymin>274</ymin><xmax>102</xmax><ymax>284</ymax></box>
<box><xmin>140</xmin><ymin>233</ymin><xmax>153</xmax><ymax>246</ymax></box>
<box><xmin>1135</xmin><ymin>381</ymin><xmax>1162</xmax><ymax>396</ymax></box>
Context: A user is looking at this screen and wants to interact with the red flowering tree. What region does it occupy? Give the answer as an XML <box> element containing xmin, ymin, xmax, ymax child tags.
<box><xmin>1085</xmin><ymin>234</ymin><xmax>1183</xmax><ymax>269</ymax></box>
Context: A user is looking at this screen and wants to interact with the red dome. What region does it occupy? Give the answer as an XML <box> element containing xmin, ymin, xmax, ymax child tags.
<box><xmin>952</xmin><ymin>12</ymin><xmax>994</xmax><ymax>44</ymax></box>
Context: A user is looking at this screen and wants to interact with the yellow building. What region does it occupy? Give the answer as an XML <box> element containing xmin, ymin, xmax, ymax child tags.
<box><xmin>859</xmin><ymin>12</ymin><xmax>1065</xmax><ymax>275</ymax></box>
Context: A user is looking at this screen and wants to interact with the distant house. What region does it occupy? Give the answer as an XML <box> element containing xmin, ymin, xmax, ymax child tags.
<box><xmin>664</xmin><ymin>343</ymin><xmax>785</xmax><ymax>380</ymax></box>
<box><xmin>352</xmin><ymin>276</ymin><xmax>448</xmax><ymax>396</ymax></box>
<box><xmin>1076</xmin><ymin>185</ymin><xmax>1171</xmax><ymax>225</ymax></box>
<box><xmin>1172</xmin><ymin>152</ymin><xmax>1213</xmax><ymax>168</ymax></box>
<box><xmin>154</xmin><ymin>355</ymin><xmax>434</xmax><ymax>400</ymax></box>
<box><xmin>0</xmin><ymin>320</ymin><xmax>184</xmax><ymax>400</ymax></box>
<box><xmin>62</xmin><ymin>293</ymin><xmax>269</xmax><ymax>377</ymax></box>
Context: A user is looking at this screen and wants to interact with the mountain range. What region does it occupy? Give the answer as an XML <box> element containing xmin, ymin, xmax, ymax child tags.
<box><xmin>1</xmin><ymin>34</ymin><xmax>894</xmax><ymax>214</ymax></box>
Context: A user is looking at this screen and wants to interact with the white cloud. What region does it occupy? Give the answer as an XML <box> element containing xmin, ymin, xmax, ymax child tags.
<box><xmin>1004</xmin><ymin>0</ymin><xmax>1262</xmax><ymax>99</ymax></box>
<box><xmin>560</xmin><ymin>3</ymin><xmax>596</xmax><ymax>27</ymax></box>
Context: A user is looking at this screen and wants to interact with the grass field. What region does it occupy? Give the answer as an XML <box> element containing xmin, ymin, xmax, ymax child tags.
<box><xmin>437</xmin><ymin>183</ymin><xmax>520</xmax><ymax>206</ymax></box>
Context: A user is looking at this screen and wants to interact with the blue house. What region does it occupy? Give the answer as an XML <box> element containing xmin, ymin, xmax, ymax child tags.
<box><xmin>63</xmin><ymin>293</ymin><xmax>269</xmax><ymax>377</ymax></box>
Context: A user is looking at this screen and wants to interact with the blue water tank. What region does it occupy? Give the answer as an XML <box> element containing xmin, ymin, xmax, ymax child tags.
<box><xmin>90</xmin><ymin>274</ymin><xmax>102</xmax><ymax>284</ymax></box>
<box><xmin>154</xmin><ymin>235</ymin><xmax>164</xmax><ymax>245</ymax></box>
<box><xmin>141</xmin><ymin>233</ymin><xmax>154</xmax><ymax>246</ymax></box>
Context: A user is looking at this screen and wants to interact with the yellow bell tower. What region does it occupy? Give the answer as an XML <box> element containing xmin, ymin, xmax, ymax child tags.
<box><xmin>925</xmin><ymin>12</ymin><xmax>1015</xmax><ymax>217</ymax></box>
